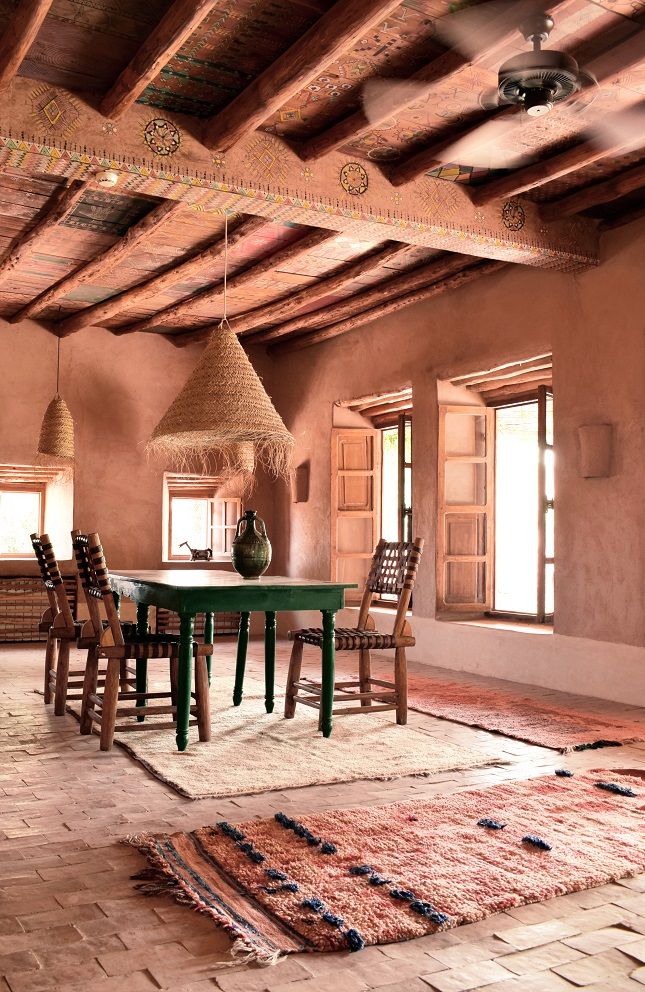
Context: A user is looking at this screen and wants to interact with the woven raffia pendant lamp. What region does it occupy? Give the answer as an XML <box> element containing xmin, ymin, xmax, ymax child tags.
<box><xmin>37</xmin><ymin>336</ymin><xmax>74</xmax><ymax>472</ymax></box>
<box><xmin>146</xmin><ymin>216</ymin><xmax>293</xmax><ymax>487</ymax></box>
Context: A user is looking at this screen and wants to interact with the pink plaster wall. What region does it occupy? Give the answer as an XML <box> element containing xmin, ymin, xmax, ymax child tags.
<box><xmin>259</xmin><ymin>221</ymin><xmax>645</xmax><ymax>666</ymax></box>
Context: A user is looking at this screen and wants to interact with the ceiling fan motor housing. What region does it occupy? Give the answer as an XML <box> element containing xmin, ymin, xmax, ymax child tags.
<box><xmin>498</xmin><ymin>50</ymin><xmax>581</xmax><ymax>115</ymax></box>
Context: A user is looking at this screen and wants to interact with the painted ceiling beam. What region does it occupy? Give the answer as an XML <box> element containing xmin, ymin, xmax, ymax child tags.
<box><xmin>0</xmin><ymin>0</ymin><xmax>53</xmax><ymax>88</ymax></box>
<box><xmin>540</xmin><ymin>161</ymin><xmax>645</xmax><ymax>221</ymax></box>
<box><xmin>11</xmin><ymin>198</ymin><xmax>182</xmax><ymax>323</ymax></box>
<box><xmin>171</xmin><ymin>239</ymin><xmax>412</xmax><ymax>348</ymax></box>
<box><xmin>295</xmin><ymin>1</ymin><xmax>578</xmax><ymax>163</ymax></box>
<box><xmin>100</xmin><ymin>0</ymin><xmax>219</xmax><ymax>120</ymax></box>
<box><xmin>0</xmin><ymin>75</ymin><xmax>599</xmax><ymax>274</ymax></box>
<box><xmin>201</xmin><ymin>0</ymin><xmax>404</xmax><ymax>151</ymax></box>
<box><xmin>270</xmin><ymin>260</ymin><xmax>507</xmax><ymax>354</ymax></box>
<box><xmin>244</xmin><ymin>252</ymin><xmax>471</xmax><ymax>345</ymax></box>
<box><xmin>54</xmin><ymin>214</ymin><xmax>267</xmax><ymax>336</ymax></box>
<box><xmin>117</xmin><ymin>227</ymin><xmax>334</xmax><ymax>336</ymax></box>
<box><xmin>471</xmin><ymin>99</ymin><xmax>645</xmax><ymax>205</ymax></box>
<box><xmin>0</xmin><ymin>177</ymin><xmax>89</xmax><ymax>283</ymax></box>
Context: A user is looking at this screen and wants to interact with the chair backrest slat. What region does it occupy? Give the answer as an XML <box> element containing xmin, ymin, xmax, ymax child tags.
<box><xmin>31</xmin><ymin>532</ymin><xmax>75</xmax><ymax>627</ymax></box>
<box><xmin>71</xmin><ymin>530</ymin><xmax>124</xmax><ymax>645</ymax></box>
<box><xmin>357</xmin><ymin>538</ymin><xmax>425</xmax><ymax>635</ymax></box>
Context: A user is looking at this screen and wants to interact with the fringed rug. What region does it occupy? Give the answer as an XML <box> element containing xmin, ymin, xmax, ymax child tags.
<box><xmin>128</xmin><ymin>769</ymin><xmax>645</xmax><ymax>964</ymax></box>
<box><xmin>407</xmin><ymin>674</ymin><xmax>645</xmax><ymax>752</ymax></box>
<box><xmin>73</xmin><ymin>679</ymin><xmax>501</xmax><ymax>799</ymax></box>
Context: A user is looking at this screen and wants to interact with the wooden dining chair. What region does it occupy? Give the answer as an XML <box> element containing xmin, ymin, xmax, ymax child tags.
<box><xmin>285</xmin><ymin>538</ymin><xmax>424</xmax><ymax>726</ymax></box>
<box><xmin>31</xmin><ymin>532</ymin><xmax>117</xmax><ymax>716</ymax></box>
<box><xmin>72</xmin><ymin>531</ymin><xmax>212</xmax><ymax>751</ymax></box>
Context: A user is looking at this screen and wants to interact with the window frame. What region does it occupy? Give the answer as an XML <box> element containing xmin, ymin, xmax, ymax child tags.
<box><xmin>165</xmin><ymin>482</ymin><xmax>241</xmax><ymax>563</ymax></box>
<box><xmin>0</xmin><ymin>482</ymin><xmax>46</xmax><ymax>560</ymax></box>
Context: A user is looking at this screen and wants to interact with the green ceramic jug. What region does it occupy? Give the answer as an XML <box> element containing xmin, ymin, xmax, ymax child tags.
<box><xmin>231</xmin><ymin>510</ymin><xmax>271</xmax><ymax>578</ymax></box>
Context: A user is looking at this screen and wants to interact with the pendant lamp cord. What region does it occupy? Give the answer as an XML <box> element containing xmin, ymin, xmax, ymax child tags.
<box><xmin>55</xmin><ymin>335</ymin><xmax>61</xmax><ymax>396</ymax></box>
<box><xmin>221</xmin><ymin>212</ymin><xmax>228</xmax><ymax>328</ymax></box>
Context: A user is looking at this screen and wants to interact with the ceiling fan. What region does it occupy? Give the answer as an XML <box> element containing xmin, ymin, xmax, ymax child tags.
<box><xmin>361</xmin><ymin>1</ymin><xmax>645</xmax><ymax>171</ymax></box>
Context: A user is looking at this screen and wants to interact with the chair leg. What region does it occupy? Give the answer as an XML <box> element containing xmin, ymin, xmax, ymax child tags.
<box><xmin>395</xmin><ymin>646</ymin><xmax>408</xmax><ymax>725</ymax></box>
<box><xmin>194</xmin><ymin>656</ymin><xmax>211</xmax><ymax>742</ymax></box>
<box><xmin>80</xmin><ymin>644</ymin><xmax>99</xmax><ymax>735</ymax></box>
<box><xmin>99</xmin><ymin>658</ymin><xmax>121</xmax><ymax>752</ymax></box>
<box><xmin>43</xmin><ymin>635</ymin><xmax>57</xmax><ymax>704</ymax></box>
<box><xmin>358</xmin><ymin>648</ymin><xmax>371</xmax><ymax>707</ymax></box>
<box><xmin>53</xmin><ymin>639</ymin><xmax>71</xmax><ymax>716</ymax></box>
<box><xmin>285</xmin><ymin>640</ymin><xmax>304</xmax><ymax>718</ymax></box>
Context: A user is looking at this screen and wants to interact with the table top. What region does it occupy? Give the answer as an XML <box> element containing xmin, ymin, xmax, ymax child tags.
<box><xmin>110</xmin><ymin>569</ymin><xmax>355</xmax><ymax>591</ymax></box>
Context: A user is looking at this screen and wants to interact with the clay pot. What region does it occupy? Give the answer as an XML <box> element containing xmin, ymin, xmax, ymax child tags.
<box><xmin>231</xmin><ymin>510</ymin><xmax>271</xmax><ymax>578</ymax></box>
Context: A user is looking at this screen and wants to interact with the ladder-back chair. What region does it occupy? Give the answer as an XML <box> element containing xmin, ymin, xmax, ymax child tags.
<box><xmin>286</xmin><ymin>538</ymin><xmax>424</xmax><ymax>726</ymax></box>
<box><xmin>72</xmin><ymin>531</ymin><xmax>212</xmax><ymax>751</ymax></box>
<box><xmin>31</xmin><ymin>532</ymin><xmax>108</xmax><ymax>715</ymax></box>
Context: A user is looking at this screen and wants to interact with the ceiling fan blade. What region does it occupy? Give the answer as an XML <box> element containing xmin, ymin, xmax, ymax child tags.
<box><xmin>437</xmin><ymin>116</ymin><xmax>534</xmax><ymax>169</ymax></box>
<box><xmin>433</xmin><ymin>0</ymin><xmax>530</xmax><ymax>62</ymax></box>
<box><xmin>479</xmin><ymin>87</ymin><xmax>502</xmax><ymax>111</ymax></box>
<box><xmin>361</xmin><ymin>77</ymin><xmax>435</xmax><ymax>125</ymax></box>
<box><xmin>589</xmin><ymin>103</ymin><xmax>645</xmax><ymax>153</ymax></box>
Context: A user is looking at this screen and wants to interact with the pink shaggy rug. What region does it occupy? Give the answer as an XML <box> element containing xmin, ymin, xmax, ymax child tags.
<box><xmin>129</xmin><ymin>769</ymin><xmax>645</xmax><ymax>963</ymax></box>
<box><xmin>407</xmin><ymin>674</ymin><xmax>645</xmax><ymax>752</ymax></box>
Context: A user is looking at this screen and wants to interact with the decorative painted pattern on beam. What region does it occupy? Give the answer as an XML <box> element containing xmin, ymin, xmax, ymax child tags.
<box><xmin>0</xmin><ymin>76</ymin><xmax>599</xmax><ymax>272</ymax></box>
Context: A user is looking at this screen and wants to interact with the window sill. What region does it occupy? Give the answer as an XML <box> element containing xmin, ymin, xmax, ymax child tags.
<box><xmin>437</xmin><ymin>613</ymin><xmax>553</xmax><ymax>635</ymax></box>
<box><xmin>163</xmin><ymin>558</ymin><xmax>234</xmax><ymax>566</ymax></box>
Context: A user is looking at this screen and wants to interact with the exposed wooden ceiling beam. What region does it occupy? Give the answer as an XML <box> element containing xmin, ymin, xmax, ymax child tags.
<box><xmin>540</xmin><ymin>161</ymin><xmax>645</xmax><ymax>221</ymax></box>
<box><xmin>100</xmin><ymin>0</ymin><xmax>218</xmax><ymax>120</ymax></box>
<box><xmin>271</xmin><ymin>260</ymin><xmax>507</xmax><ymax>355</ymax></box>
<box><xmin>296</xmin><ymin>2</ymin><xmax>576</xmax><ymax>162</ymax></box>
<box><xmin>0</xmin><ymin>0</ymin><xmax>53</xmax><ymax>88</ymax></box>
<box><xmin>462</xmin><ymin>361</ymin><xmax>553</xmax><ymax>388</ymax></box>
<box><xmin>244</xmin><ymin>252</ymin><xmax>471</xmax><ymax>345</ymax></box>
<box><xmin>481</xmin><ymin>377</ymin><xmax>552</xmax><ymax>402</ymax></box>
<box><xmin>355</xmin><ymin>389</ymin><xmax>412</xmax><ymax>411</ymax></box>
<box><xmin>0</xmin><ymin>177</ymin><xmax>89</xmax><ymax>283</ymax></box>
<box><xmin>466</xmin><ymin>367</ymin><xmax>553</xmax><ymax>391</ymax></box>
<box><xmin>172</xmin><ymin>239</ymin><xmax>413</xmax><ymax>348</ymax></box>
<box><xmin>201</xmin><ymin>0</ymin><xmax>402</xmax><ymax>151</ymax></box>
<box><xmin>450</xmin><ymin>353</ymin><xmax>552</xmax><ymax>384</ymax></box>
<box><xmin>470</xmin><ymin>99</ymin><xmax>645</xmax><ymax>205</ymax></box>
<box><xmin>55</xmin><ymin>214</ymin><xmax>266</xmax><ymax>336</ymax></box>
<box><xmin>362</xmin><ymin>399</ymin><xmax>413</xmax><ymax>418</ymax></box>
<box><xmin>599</xmin><ymin>201</ymin><xmax>645</xmax><ymax>232</ymax></box>
<box><xmin>119</xmin><ymin>227</ymin><xmax>334</xmax><ymax>337</ymax></box>
<box><xmin>11</xmin><ymin>199</ymin><xmax>181</xmax><ymax>323</ymax></box>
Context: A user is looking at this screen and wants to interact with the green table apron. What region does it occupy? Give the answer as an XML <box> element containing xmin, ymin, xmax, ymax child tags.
<box><xmin>109</xmin><ymin>570</ymin><xmax>355</xmax><ymax>751</ymax></box>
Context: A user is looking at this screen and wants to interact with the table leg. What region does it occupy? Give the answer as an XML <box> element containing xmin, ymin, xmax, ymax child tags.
<box><xmin>203</xmin><ymin>612</ymin><xmax>214</xmax><ymax>686</ymax></box>
<box><xmin>321</xmin><ymin>610</ymin><xmax>336</xmax><ymax>738</ymax></box>
<box><xmin>264</xmin><ymin>611</ymin><xmax>276</xmax><ymax>714</ymax></box>
<box><xmin>176</xmin><ymin>613</ymin><xmax>195</xmax><ymax>752</ymax></box>
<box><xmin>136</xmin><ymin>602</ymin><xmax>149</xmax><ymax>723</ymax></box>
<box><xmin>233</xmin><ymin>611</ymin><xmax>250</xmax><ymax>706</ymax></box>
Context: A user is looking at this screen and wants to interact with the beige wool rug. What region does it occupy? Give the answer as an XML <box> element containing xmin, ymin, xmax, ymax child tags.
<box><xmin>71</xmin><ymin>679</ymin><xmax>504</xmax><ymax>799</ymax></box>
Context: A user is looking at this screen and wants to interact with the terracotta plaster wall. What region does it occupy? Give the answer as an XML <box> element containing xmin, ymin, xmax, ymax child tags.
<box><xmin>0</xmin><ymin>321</ymin><xmax>210</xmax><ymax>573</ymax></box>
<box><xmin>260</xmin><ymin>220</ymin><xmax>645</xmax><ymax>698</ymax></box>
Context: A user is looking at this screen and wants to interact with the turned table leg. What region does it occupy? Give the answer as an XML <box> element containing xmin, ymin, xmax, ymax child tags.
<box><xmin>264</xmin><ymin>611</ymin><xmax>276</xmax><ymax>714</ymax></box>
<box><xmin>176</xmin><ymin>613</ymin><xmax>194</xmax><ymax>752</ymax></box>
<box><xmin>203</xmin><ymin>611</ymin><xmax>214</xmax><ymax>686</ymax></box>
<box><xmin>233</xmin><ymin>611</ymin><xmax>250</xmax><ymax>706</ymax></box>
<box><xmin>136</xmin><ymin>602</ymin><xmax>149</xmax><ymax>722</ymax></box>
<box><xmin>321</xmin><ymin>609</ymin><xmax>335</xmax><ymax>738</ymax></box>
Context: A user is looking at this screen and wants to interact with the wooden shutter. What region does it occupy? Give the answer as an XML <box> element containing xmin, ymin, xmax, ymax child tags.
<box><xmin>437</xmin><ymin>405</ymin><xmax>495</xmax><ymax>613</ymax></box>
<box><xmin>331</xmin><ymin>428</ymin><xmax>381</xmax><ymax>606</ymax></box>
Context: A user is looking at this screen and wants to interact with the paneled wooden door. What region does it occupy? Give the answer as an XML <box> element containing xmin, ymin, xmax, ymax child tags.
<box><xmin>330</xmin><ymin>429</ymin><xmax>381</xmax><ymax>606</ymax></box>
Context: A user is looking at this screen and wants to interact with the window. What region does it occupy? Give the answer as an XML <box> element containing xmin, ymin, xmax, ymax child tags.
<box><xmin>437</xmin><ymin>378</ymin><xmax>554</xmax><ymax>622</ymax></box>
<box><xmin>164</xmin><ymin>475</ymin><xmax>241</xmax><ymax>561</ymax></box>
<box><xmin>381</xmin><ymin>416</ymin><xmax>412</xmax><ymax>544</ymax></box>
<box><xmin>0</xmin><ymin>484</ymin><xmax>45</xmax><ymax>558</ymax></box>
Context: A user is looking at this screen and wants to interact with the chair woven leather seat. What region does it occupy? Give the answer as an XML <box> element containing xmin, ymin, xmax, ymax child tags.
<box><xmin>102</xmin><ymin>637</ymin><xmax>211</xmax><ymax>660</ymax></box>
<box><xmin>292</xmin><ymin>626</ymin><xmax>399</xmax><ymax>651</ymax></box>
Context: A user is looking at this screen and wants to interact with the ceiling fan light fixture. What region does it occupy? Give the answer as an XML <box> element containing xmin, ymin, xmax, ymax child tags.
<box><xmin>524</xmin><ymin>85</ymin><xmax>556</xmax><ymax>116</ymax></box>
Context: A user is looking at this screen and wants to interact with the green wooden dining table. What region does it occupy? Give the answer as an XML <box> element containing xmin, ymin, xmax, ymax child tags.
<box><xmin>108</xmin><ymin>570</ymin><xmax>356</xmax><ymax>751</ymax></box>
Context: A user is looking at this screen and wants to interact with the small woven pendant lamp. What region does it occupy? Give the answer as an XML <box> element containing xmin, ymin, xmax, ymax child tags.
<box><xmin>37</xmin><ymin>335</ymin><xmax>74</xmax><ymax>470</ymax></box>
<box><xmin>146</xmin><ymin>215</ymin><xmax>293</xmax><ymax>485</ymax></box>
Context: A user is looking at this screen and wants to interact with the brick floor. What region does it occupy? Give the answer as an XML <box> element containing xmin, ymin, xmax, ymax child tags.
<box><xmin>1</xmin><ymin>641</ymin><xmax>644</xmax><ymax>992</ymax></box>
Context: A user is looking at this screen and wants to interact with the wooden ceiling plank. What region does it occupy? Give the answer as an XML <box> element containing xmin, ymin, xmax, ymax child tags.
<box><xmin>0</xmin><ymin>0</ymin><xmax>53</xmax><ymax>88</ymax></box>
<box><xmin>355</xmin><ymin>390</ymin><xmax>412</xmax><ymax>411</ymax></box>
<box><xmin>0</xmin><ymin>178</ymin><xmax>89</xmax><ymax>283</ymax></box>
<box><xmin>171</xmin><ymin>238</ymin><xmax>413</xmax><ymax>347</ymax></box>
<box><xmin>471</xmin><ymin>99</ymin><xmax>645</xmax><ymax>205</ymax></box>
<box><xmin>481</xmin><ymin>377</ymin><xmax>552</xmax><ymax>401</ymax></box>
<box><xmin>201</xmin><ymin>0</ymin><xmax>403</xmax><ymax>151</ymax></box>
<box><xmin>54</xmin><ymin>214</ymin><xmax>266</xmax><ymax>336</ymax></box>
<box><xmin>270</xmin><ymin>260</ymin><xmax>507</xmax><ymax>355</ymax></box>
<box><xmin>450</xmin><ymin>353</ymin><xmax>552</xmax><ymax>383</ymax></box>
<box><xmin>466</xmin><ymin>368</ymin><xmax>554</xmax><ymax>391</ymax></box>
<box><xmin>599</xmin><ymin>201</ymin><xmax>645</xmax><ymax>232</ymax></box>
<box><xmin>11</xmin><ymin>199</ymin><xmax>182</xmax><ymax>323</ymax></box>
<box><xmin>117</xmin><ymin>227</ymin><xmax>335</xmax><ymax>336</ymax></box>
<box><xmin>244</xmin><ymin>252</ymin><xmax>471</xmax><ymax>345</ymax></box>
<box><xmin>361</xmin><ymin>399</ymin><xmax>413</xmax><ymax>418</ymax></box>
<box><xmin>461</xmin><ymin>361</ymin><xmax>553</xmax><ymax>387</ymax></box>
<box><xmin>540</xmin><ymin>161</ymin><xmax>645</xmax><ymax>221</ymax></box>
<box><xmin>100</xmin><ymin>0</ymin><xmax>218</xmax><ymax>120</ymax></box>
